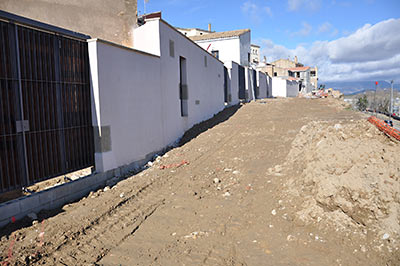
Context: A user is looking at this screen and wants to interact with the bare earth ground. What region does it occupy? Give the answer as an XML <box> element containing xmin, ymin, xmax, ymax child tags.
<box><xmin>1</xmin><ymin>98</ymin><xmax>399</xmax><ymax>265</ymax></box>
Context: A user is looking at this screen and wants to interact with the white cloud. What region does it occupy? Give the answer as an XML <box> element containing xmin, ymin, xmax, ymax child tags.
<box><xmin>317</xmin><ymin>22</ymin><xmax>332</xmax><ymax>33</ymax></box>
<box><xmin>330</xmin><ymin>28</ymin><xmax>339</xmax><ymax>37</ymax></box>
<box><xmin>241</xmin><ymin>1</ymin><xmax>273</xmax><ymax>24</ymax></box>
<box><xmin>288</xmin><ymin>0</ymin><xmax>321</xmax><ymax>11</ymax></box>
<box><xmin>291</xmin><ymin>22</ymin><xmax>312</xmax><ymax>37</ymax></box>
<box><xmin>260</xmin><ymin>18</ymin><xmax>400</xmax><ymax>82</ymax></box>
<box><xmin>264</xmin><ymin>6</ymin><xmax>273</xmax><ymax>17</ymax></box>
<box><xmin>317</xmin><ymin>22</ymin><xmax>338</xmax><ymax>37</ymax></box>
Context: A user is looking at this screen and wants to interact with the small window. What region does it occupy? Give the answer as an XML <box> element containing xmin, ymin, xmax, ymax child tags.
<box><xmin>310</xmin><ymin>71</ymin><xmax>316</xmax><ymax>77</ymax></box>
<box><xmin>179</xmin><ymin>56</ymin><xmax>188</xmax><ymax>117</ymax></box>
<box><xmin>169</xmin><ymin>40</ymin><xmax>175</xmax><ymax>57</ymax></box>
<box><xmin>200</xmin><ymin>33</ymin><xmax>203</xmax><ymax>35</ymax></box>
<box><xmin>248</xmin><ymin>53</ymin><xmax>250</xmax><ymax>63</ymax></box>
<box><xmin>274</xmin><ymin>72</ymin><xmax>277</xmax><ymax>76</ymax></box>
<box><xmin>204</xmin><ymin>56</ymin><xmax>207</xmax><ymax>67</ymax></box>
<box><xmin>211</xmin><ymin>50</ymin><xmax>219</xmax><ymax>59</ymax></box>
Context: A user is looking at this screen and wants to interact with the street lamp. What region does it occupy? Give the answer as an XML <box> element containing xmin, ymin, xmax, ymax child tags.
<box><xmin>390</xmin><ymin>80</ymin><xmax>394</xmax><ymax>121</ymax></box>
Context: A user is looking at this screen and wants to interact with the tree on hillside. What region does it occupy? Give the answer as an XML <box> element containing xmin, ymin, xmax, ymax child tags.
<box><xmin>377</xmin><ymin>98</ymin><xmax>390</xmax><ymax>113</ymax></box>
<box><xmin>356</xmin><ymin>95</ymin><xmax>368</xmax><ymax>111</ymax></box>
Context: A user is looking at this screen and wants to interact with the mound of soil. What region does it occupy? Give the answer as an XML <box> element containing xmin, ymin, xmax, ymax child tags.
<box><xmin>283</xmin><ymin>120</ymin><xmax>400</xmax><ymax>251</ymax></box>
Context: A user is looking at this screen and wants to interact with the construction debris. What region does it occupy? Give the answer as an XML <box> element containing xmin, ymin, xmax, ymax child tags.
<box><xmin>283</xmin><ymin>120</ymin><xmax>400</xmax><ymax>251</ymax></box>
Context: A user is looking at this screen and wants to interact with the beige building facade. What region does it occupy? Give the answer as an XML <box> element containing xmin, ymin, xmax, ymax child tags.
<box><xmin>271</xmin><ymin>57</ymin><xmax>303</xmax><ymax>69</ymax></box>
<box><xmin>259</xmin><ymin>57</ymin><xmax>318</xmax><ymax>91</ymax></box>
<box><xmin>0</xmin><ymin>0</ymin><xmax>137</xmax><ymax>47</ymax></box>
<box><xmin>259</xmin><ymin>64</ymin><xmax>289</xmax><ymax>77</ymax></box>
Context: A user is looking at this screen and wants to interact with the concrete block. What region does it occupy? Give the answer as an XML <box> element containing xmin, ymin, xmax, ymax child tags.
<box><xmin>114</xmin><ymin>167</ymin><xmax>121</xmax><ymax>177</ymax></box>
<box><xmin>95</xmin><ymin>172</ymin><xmax>108</xmax><ymax>184</ymax></box>
<box><xmin>70</xmin><ymin>189</ymin><xmax>89</xmax><ymax>202</ymax></box>
<box><xmin>51</xmin><ymin>197</ymin><xmax>69</xmax><ymax>209</ymax></box>
<box><xmin>19</xmin><ymin>194</ymin><xmax>40</xmax><ymax>213</ymax></box>
<box><xmin>0</xmin><ymin>219</ymin><xmax>9</xmax><ymax>228</ymax></box>
<box><xmin>74</xmin><ymin>176</ymin><xmax>92</xmax><ymax>192</ymax></box>
<box><xmin>86</xmin><ymin>175</ymin><xmax>99</xmax><ymax>189</ymax></box>
<box><xmin>38</xmin><ymin>188</ymin><xmax>58</xmax><ymax>205</ymax></box>
<box><xmin>106</xmin><ymin>168</ymin><xmax>116</xmax><ymax>179</ymax></box>
<box><xmin>0</xmin><ymin>200</ymin><xmax>21</xmax><ymax>221</ymax></box>
<box><xmin>39</xmin><ymin>202</ymin><xmax>52</xmax><ymax>212</ymax></box>
<box><xmin>65</xmin><ymin>180</ymin><xmax>83</xmax><ymax>197</ymax></box>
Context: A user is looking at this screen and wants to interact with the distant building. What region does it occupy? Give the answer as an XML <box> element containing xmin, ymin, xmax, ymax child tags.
<box><xmin>250</xmin><ymin>44</ymin><xmax>260</xmax><ymax>65</ymax></box>
<box><xmin>258</xmin><ymin>56</ymin><xmax>317</xmax><ymax>94</ymax></box>
<box><xmin>288</xmin><ymin>66</ymin><xmax>312</xmax><ymax>93</ymax></box>
<box><xmin>0</xmin><ymin>0</ymin><xmax>137</xmax><ymax>47</ymax></box>
<box><xmin>272</xmin><ymin>57</ymin><xmax>303</xmax><ymax>68</ymax></box>
<box><xmin>188</xmin><ymin>29</ymin><xmax>251</xmax><ymax>66</ymax></box>
<box><xmin>310</xmin><ymin>67</ymin><xmax>318</xmax><ymax>89</ymax></box>
<box><xmin>176</xmin><ymin>23</ymin><xmax>214</xmax><ymax>37</ymax></box>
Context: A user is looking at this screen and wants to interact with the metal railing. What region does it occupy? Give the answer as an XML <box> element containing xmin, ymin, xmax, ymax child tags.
<box><xmin>0</xmin><ymin>15</ymin><xmax>94</xmax><ymax>193</ymax></box>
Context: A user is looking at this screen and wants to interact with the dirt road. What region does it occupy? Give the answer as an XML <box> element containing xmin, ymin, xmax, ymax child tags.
<box><xmin>1</xmin><ymin>98</ymin><xmax>398</xmax><ymax>265</ymax></box>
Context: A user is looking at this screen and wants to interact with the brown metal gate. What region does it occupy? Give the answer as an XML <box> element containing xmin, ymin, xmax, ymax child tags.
<box><xmin>0</xmin><ymin>16</ymin><xmax>94</xmax><ymax>193</ymax></box>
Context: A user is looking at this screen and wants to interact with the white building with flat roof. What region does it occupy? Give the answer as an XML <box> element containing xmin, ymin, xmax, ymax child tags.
<box><xmin>250</xmin><ymin>44</ymin><xmax>260</xmax><ymax>65</ymax></box>
<box><xmin>176</xmin><ymin>26</ymin><xmax>213</xmax><ymax>37</ymax></box>
<box><xmin>188</xmin><ymin>29</ymin><xmax>251</xmax><ymax>66</ymax></box>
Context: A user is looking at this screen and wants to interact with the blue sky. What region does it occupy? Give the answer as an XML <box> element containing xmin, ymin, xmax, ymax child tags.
<box><xmin>139</xmin><ymin>0</ymin><xmax>400</xmax><ymax>82</ymax></box>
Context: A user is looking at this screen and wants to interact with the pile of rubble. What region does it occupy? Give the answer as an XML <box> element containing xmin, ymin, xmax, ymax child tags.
<box><xmin>283</xmin><ymin>120</ymin><xmax>400</xmax><ymax>251</ymax></box>
<box><xmin>300</xmin><ymin>88</ymin><xmax>343</xmax><ymax>99</ymax></box>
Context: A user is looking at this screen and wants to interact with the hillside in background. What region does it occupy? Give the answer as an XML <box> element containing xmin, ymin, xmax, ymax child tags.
<box><xmin>321</xmin><ymin>80</ymin><xmax>400</xmax><ymax>95</ymax></box>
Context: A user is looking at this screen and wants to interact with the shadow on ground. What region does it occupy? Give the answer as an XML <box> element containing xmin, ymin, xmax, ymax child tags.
<box><xmin>179</xmin><ymin>104</ymin><xmax>242</xmax><ymax>146</ymax></box>
<box><xmin>0</xmin><ymin>104</ymin><xmax>242</xmax><ymax>238</ymax></box>
<box><xmin>0</xmin><ymin>206</ymin><xmax>66</xmax><ymax>240</ymax></box>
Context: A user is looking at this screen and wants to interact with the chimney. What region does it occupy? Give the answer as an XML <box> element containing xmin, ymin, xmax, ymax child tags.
<box><xmin>263</xmin><ymin>56</ymin><xmax>267</xmax><ymax>63</ymax></box>
<box><xmin>208</xmin><ymin>23</ymin><xmax>211</xmax><ymax>32</ymax></box>
<box><xmin>294</xmin><ymin>56</ymin><xmax>298</xmax><ymax>64</ymax></box>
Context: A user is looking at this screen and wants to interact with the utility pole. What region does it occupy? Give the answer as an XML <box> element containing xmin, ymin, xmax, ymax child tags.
<box><xmin>390</xmin><ymin>80</ymin><xmax>394</xmax><ymax>121</ymax></box>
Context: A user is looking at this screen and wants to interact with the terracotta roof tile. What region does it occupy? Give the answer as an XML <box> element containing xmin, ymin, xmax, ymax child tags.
<box><xmin>189</xmin><ymin>29</ymin><xmax>250</xmax><ymax>41</ymax></box>
<box><xmin>288</xmin><ymin>66</ymin><xmax>310</xmax><ymax>71</ymax></box>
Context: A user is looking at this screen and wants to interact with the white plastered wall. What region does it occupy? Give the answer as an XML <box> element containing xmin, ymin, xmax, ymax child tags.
<box><xmin>195</xmin><ymin>38</ymin><xmax>241</xmax><ymax>65</ymax></box>
<box><xmin>266</xmin><ymin>74</ymin><xmax>272</xmax><ymax>98</ymax></box>
<box><xmin>156</xmin><ymin>20</ymin><xmax>225</xmax><ymax>145</ymax></box>
<box><xmin>90</xmin><ymin>18</ymin><xmax>232</xmax><ymax>173</ymax></box>
<box><xmin>89</xmin><ymin>18</ymin><xmax>225</xmax><ymax>173</ymax></box>
<box><xmin>287</xmin><ymin>80</ymin><xmax>299</xmax><ymax>97</ymax></box>
<box><xmin>271</xmin><ymin>77</ymin><xmax>299</xmax><ymax>98</ymax></box>
<box><xmin>225</xmin><ymin>61</ymin><xmax>239</xmax><ymax>105</ymax></box>
<box><xmin>272</xmin><ymin>77</ymin><xmax>288</xmax><ymax>97</ymax></box>
<box><xmin>258</xmin><ymin>71</ymin><xmax>267</xmax><ymax>99</ymax></box>
<box><xmin>89</xmin><ymin>40</ymin><xmax>163</xmax><ymax>172</ymax></box>
<box><xmin>239</xmin><ymin>31</ymin><xmax>251</xmax><ymax>66</ymax></box>
<box><xmin>245</xmin><ymin>67</ymin><xmax>255</xmax><ymax>101</ymax></box>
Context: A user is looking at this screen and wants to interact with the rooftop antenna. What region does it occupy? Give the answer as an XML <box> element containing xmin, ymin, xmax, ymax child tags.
<box><xmin>144</xmin><ymin>0</ymin><xmax>149</xmax><ymax>14</ymax></box>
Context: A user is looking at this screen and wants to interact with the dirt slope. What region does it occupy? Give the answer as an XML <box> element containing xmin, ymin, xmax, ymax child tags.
<box><xmin>282</xmin><ymin>120</ymin><xmax>400</xmax><ymax>259</ymax></box>
<box><xmin>1</xmin><ymin>98</ymin><xmax>398</xmax><ymax>265</ymax></box>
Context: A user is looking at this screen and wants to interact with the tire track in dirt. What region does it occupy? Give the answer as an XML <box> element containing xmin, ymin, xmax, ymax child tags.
<box><xmin>4</xmin><ymin>109</ymin><xmax>242</xmax><ymax>265</ymax></box>
<box><xmin>2</xmin><ymin>99</ymin><xmax>372</xmax><ymax>265</ymax></box>
<box><xmin>25</xmin><ymin>178</ymin><xmax>167</xmax><ymax>265</ymax></box>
